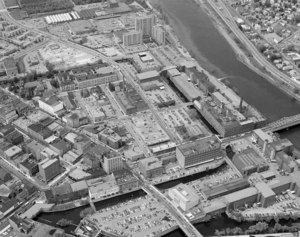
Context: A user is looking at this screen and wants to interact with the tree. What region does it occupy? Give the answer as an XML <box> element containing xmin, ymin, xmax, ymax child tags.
<box><xmin>80</xmin><ymin>207</ymin><xmax>94</xmax><ymax>218</ymax></box>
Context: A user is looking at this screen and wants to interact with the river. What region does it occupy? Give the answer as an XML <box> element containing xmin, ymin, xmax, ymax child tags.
<box><xmin>36</xmin><ymin>0</ymin><xmax>300</xmax><ymax>236</ymax></box>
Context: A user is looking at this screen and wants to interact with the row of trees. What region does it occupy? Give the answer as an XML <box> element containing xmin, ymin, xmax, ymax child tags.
<box><xmin>215</xmin><ymin>221</ymin><xmax>300</xmax><ymax>236</ymax></box>
<box><xmin>20</xmin><ymin>0</ymin><xmax>74</xmax><ymax>14</ymax></box>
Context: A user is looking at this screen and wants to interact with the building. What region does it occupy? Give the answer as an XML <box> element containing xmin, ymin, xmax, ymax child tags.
<box><xmin>0</xmin><ymin>124</ymin><xmax>15</xmax><ymax>137</ymax></box>
<box><xmin>176</xmin><ymin>135</ymin><xmax>222</xmax><ymax>168</ymax></box>
<box><xmin>232</xmin><ymin>148</ymin><xmax>269</xmax><ymax>176</ymax></box>
<box><xmin>225</xmin><ymin>187</ymin><xmax>258</xmax><ymax>211</ymax></box>
<box><xmin>103</xmin><ymin>155</ymin><xmax>123</xmax><ymax>174</ymax></box>
<box><xmin>38</xmin><ymin>158</ymin><xmax>61</xmax><ymax>183</ymax></box>
<box><xmin>0</xmin><ymin>168</ymin><xmax>12</xmax><ymax>184</ymax></box>
<box><xmin>87</xmin><ymin>175</ymin><xmax>119</xmax><ymax>201</ymax></box>
<box><xmin>49</xmin><ymin>139</ymin><xmax>71</xmax><ymax>156</ymax></box>
<box><xmin>168</xmin><ymin>183</ymin><xmax>199</xmax><ymax>211</ymax></box>
<box><xmin>252</xmin><ymin>129</ymin><xmax>275</xmax><ymax>153</ymax></box>
<box><xmin>40</xmin><ymin>147</ymin><xmax>59</xmax><ymax>160</ymax></box>
<box><xmin>194</xmin><ymin>89</ymin><xmax>266</xmax><ymax>137</ymax></box>
<box><xmin>169</xmin><ymin>73</ymin><xmax>201</xmax><ymax>101</ymax></box>
<box><xmin>275</xmin><ymin>151</ymin><xmax>297</xmax><ymax>173</ymax></box>
<box><xmin>83</xmin><ymin>152</ymin><xmax>101</xmax><ymax>169</ymax></box>
<box><xmin>74</xmin><ymin>135</ymin><xmax>91</xmax><ymax>154</ymax></box>
<box><xmin>3</xmin><ymin>57</ymin><xmax>18</xmax><ymax>76</ymax></box>
<box><xmin>135</xmin><ymin>14</ymin><xmax>156</xmax><ymax>36</ymax></box>
<box><xmin>138</xmin><ymin>157</ymin><xmax>164</xmax><ymax>178</ymax></box>
<box><xmin>9</xmin><ymin>215</ymin><xmax>34</xmax><ymax>235</ymax></box>
<box><xmin>265</xmin><ymin>138</ymin><xmax>294</xmax><ymax>160</ymax></box>
<box><xmin>152</xmin><ymin>25</ymin><xmax>165</xmax><ymax>45</ymax></box>
<box><xmin>99</xmin><ymin>128</ymin><xmax>122</xmax><ymax>149</ymax></box>
<box><xmin>0</xmin><ymin>106</ymin><xmax>18</xmax><ymax>124</ymax></box>
<box><xmin>20</xmin><ymin>159</ymin><xmax>39</xmax><ymax>176</ymax></box>
<box><xmin>25</xmin><ymin>140</ymin><xmax>45</xmax><ymax>161</ymax></box>
<box><xmin>64</xmin><ymin>112</ymin><xmax>89</xmax><ymax>128</ymax></box>
<box><xmin>27</xmin><ymin>123</ymin><xmax>53</xmax><ymax>142</ymax></box>
<box><xmin>123</xmin><ymin>30</ymin><xmax>143</xmax><ymax>47</ymax></box>
<box><xmin>5</xmin><ymin>130</ymin><xmax>24</xmax><ymax>145</ymax></box>
<box><xmin>4</xmin><ymin>145</ymin><xmax>22</xmax><ymax>159</ymax></box>
<box><xmin>136</xmin><ymin>70</ymin><xmax>160</xmax><ymax>83</ymax></box>
<box><xmin>113</xmin><ymin>169</ymin><xmax>139</xmax><ymax>192</ymax></box>
<box><xmin>255</xmin><ymin>182</ymin><xmax>276</xmax><ymax>207</ymax></box>
<box><xmin>75</xmin><ymin>66</ymin><xmax>118</xmax><ymax>89</ymax></box>
<box><xmin>38</xmin><ymin>96</ymin><xmax>64</xmax><ymax>115</ymax></box>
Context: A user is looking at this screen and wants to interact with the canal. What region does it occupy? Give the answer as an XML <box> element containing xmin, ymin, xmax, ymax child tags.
<box><xmin>36</xmin><ymin>0</ymin><xmax>300</xmax><ymax>235</ymax></box>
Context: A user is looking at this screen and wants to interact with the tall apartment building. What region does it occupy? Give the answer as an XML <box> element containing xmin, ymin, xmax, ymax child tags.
<box><xmin>135</xmin><ymin>14</ymin><xmax>156</xmax><ymax>36</ymax></box>
<box><xmin>38</xmin><ymin>158</ymin><xmax>61</xmax><ymax>183</ymax></box>
<box><xmin>152</xmin><ymin>25</ymin><xmax>165</xmax><ymax>45</ymax></box>
<box><xmin>123</xmin><ymin>30</ymin><xmax>143</xmax><ymax>47</ymax></box>
<box><xmin>103</xmin><ymin>155</ymin><xmax>123</xmax><ymax>174</ymax></box>
<box><xmin>176</xmin><ymin>135</ymin><xmax>223</xmax><ymax>168</ymax></box>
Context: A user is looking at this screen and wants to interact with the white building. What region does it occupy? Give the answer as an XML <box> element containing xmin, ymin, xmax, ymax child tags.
<box><xmin>168</xmin><ymin>183</ymin><xmax>199</xmax><ymax>211</ymax></box>
<box><xmin>152</xmin><ymin>25</ymin><xmax>166</xmax><ymax>45</ymax></box>
<box><xmin>38</xmin><ymin>96</ymin><xmax>64</xmax><ymax>115</ymax></box>
<box><xmin>103</xmin><ymin>155</ymin><xmax>123</xmax><ymax>174</ymax></box>
<box><xmin>87</xmin><ymin>176</ymin><xmax>120</xmax><ymax>201</ymax></box>
<box><xmin>123</xmin><ymin>30</ymin><xmax>143</xmax><ymax>47</ymax></box>
<box><xmin>135</xmin><ymin>14</ymin><xmax>156</xmax><ymax>36</ymax></box>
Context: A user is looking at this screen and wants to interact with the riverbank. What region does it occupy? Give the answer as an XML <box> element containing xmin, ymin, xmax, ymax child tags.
<box><xmin>199</xmin><ymin>0</ymin><xmax>300</xmax><ymax>102</ymax></box>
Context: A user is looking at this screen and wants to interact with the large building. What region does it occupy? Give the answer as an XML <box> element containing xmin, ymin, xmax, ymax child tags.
<box><xmin>38</xmin><ymin>96</ymin><xmax>64</xmax><ymax>115</ymax></box>
<box><xmin>169</xmin><ymin>72</ymin><xmax>201</xmax><ymax>102</ymax></box>
<box><xmin>152</xmin><ymin>25</ymin><xmax>166</xmax><ymax>45</ymax></box>
<box><xmin>103</xmin><ymin>155</ymin><xmax>123</xmax><ymax>174</ymax></box>
<box><xmin>99</xmin><ymin>128</ymin><xmax>122</xmax><ymax>149</ymax></box>
<box><xmin>168</xmin><ymin>183</ymin><xmax>199</xmax><ymax>211</ymax></box>
<box><xmin>176</xmin><ymin>135</ymin><xmax>222</xmax><ymax>168</ymax></box>
<box><xmin>74</xmin><ymin>66</ymin><xmax>118</xmax><ymax>89</ymax></box>
<box><xmin>38</xmin><ymin>158</ymin><xmax>61</xmax><ymax>183</ymax></box>
<box><xmin>255</xmin><ymin>182</ymin><xmax>276</xmax><ymax>207</ymax></box>
<box><xmin>194</xmin><ymin>89</ymin><xmax>266</xmax><ymax>137</ymax></box>
<box><xmin>232</xmin><ymin>148</ymin><xmax>269</xmax><ymax>176</ymax></box>
<box><xmin>138</xmin><ymin>157</ymin><xmax>164</xmax><ymax>179</ymax></box>
<box><xmin>135</xmin><ymin>14</ymin><xmax>156</xmax><ymax>36</ymax></box>
<box><xmin>113</xmin><ymin>169</ymin><xmax>139</xmax><ymax>192</ymax></box>
<box><xmin>27</xmin><ymin>123</ymin><xmax>53</xmax><ymax>142</ymax></box>
<box><xmin>252</xmin><ymin>129</ymin><xmax>275</xmax><ymax>153</ymax></box>
<box><xmin>123</xmin><ymin>30</ymin><xmax>143</xmax><ymax>47</ymax></box>
<box><xmin>264</xmin><ymin>138</ymin><xmax>293</xmax><ymax>160</ymax></box>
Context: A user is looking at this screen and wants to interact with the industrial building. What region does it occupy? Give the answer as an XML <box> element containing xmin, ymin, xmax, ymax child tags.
<box><xmin>224</xmin><ymin>187</ymin><xmax>258</xmax><ymax>210</ymax></box>
<box><xmin>176</xmin><ymin>135</ymin><xmax>222</xmax><ymax>168</ymax></box>
<box><xmin>138</xmin><ymin>157</ymin><xmax>164</xmax><ymax>179</ymax></box>
<box><xmin>169</xmin><ymin>72</ymin><xmax>201</xmax><ymax>101</ymax></box>
<box><xmin>232</xmin><ymin>148</ymin><xmax>269</xmax><ymax>176</ymax></box>
<box><xmin>168</xmin><ymin>183</ymin><xmax>199</xmax><ymax>211</ymax></box>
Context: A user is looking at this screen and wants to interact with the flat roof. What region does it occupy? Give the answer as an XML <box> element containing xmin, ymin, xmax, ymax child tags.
<box><xmin>171</xmin><ymin>73</ymin><xmax>201</xmax><ymax>100</ymax></box>
<box><xmin>40</xmin><ymin>158</ymin><xmax>58</xmax><ymax>169</ymax></box>
<box><xmin>225</xmin><ymin>187</ymin><xmax>258</xmax><ymax>203</ymax></box>
<box><xmin>136</xmin><ymin>70</ymin><xmax>159</xmax><ymax>81</ymax></box>
<box><xmin>255</xmin><ymin>182</ymin><xmax>275</xmax><ymax>198</ymax></box>
<box><xmin>70</xmin><ymin>180</ymin><xmax>88</xmax><ymax>192</ymax></box>
<box><xmin>178</xmin><ymin>135</ymin><xmax>220</xmax><ymax>156</ymax></box>
<box><xmin>139</xmin><ymin>157</ymin><xmax>162</xmax><ymax>169</ymax></box>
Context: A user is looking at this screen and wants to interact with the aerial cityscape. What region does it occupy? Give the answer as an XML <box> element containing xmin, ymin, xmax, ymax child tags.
<box><xmin>0</xmin><ymin>0</ymin><xmax>300</xmax><ymax>237</ymax></box>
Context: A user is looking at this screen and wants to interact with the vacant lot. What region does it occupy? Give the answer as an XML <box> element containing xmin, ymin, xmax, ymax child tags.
<box><xmin>20</xmin><ymin>0</ymin><xmax>74</xmax><ymax>14</ymax></box>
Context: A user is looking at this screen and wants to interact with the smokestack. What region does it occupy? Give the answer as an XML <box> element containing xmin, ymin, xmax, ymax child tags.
<box><xmin>239</xmin><ymin>98</ymin><xmax>243</xmax><ymax>113</ymax></box>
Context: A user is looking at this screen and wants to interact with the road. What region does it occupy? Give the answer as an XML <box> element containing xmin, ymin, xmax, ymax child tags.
<box><xmin>137</xmin><ymin>175</ymin><xmax>202</xmax><ymax>237</ymax></box>
<box><xmin>205</xmin><ymin>0</ymin><xmax>300</xmax><ymax>100</ymax></box>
